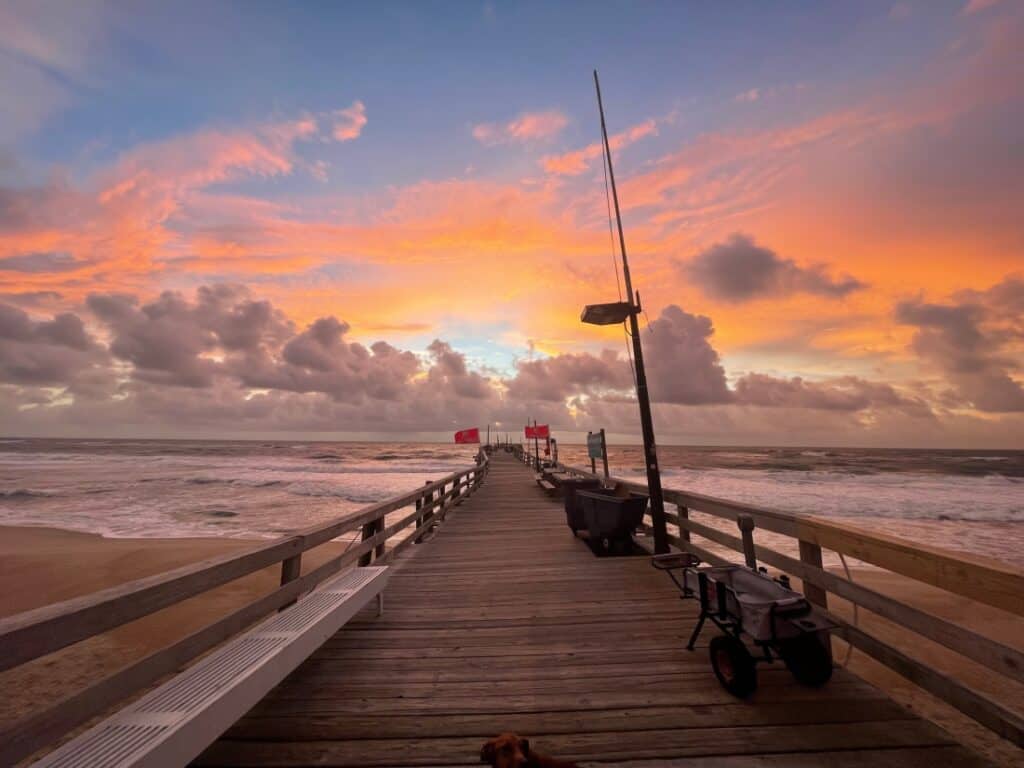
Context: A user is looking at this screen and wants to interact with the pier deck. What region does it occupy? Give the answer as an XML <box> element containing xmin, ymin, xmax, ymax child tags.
<box><xmin>198</xmin><ymin>453</ymin><xmax>988</xmax><ymax>766</ymax></box>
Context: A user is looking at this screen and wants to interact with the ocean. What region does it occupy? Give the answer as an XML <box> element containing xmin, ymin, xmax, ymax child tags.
<box><xmin>1</xmin><ymin>438</ymin><xmax>1022</xmax><ymax>567</ymax></box>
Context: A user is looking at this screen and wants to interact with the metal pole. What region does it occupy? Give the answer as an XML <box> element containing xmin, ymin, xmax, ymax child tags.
<box><xmin>533</xmin><ymin>419</ymin><xmax>540</xmax><ymax>471</ymax></box>
<box><xmin>594</xmin><ymin>70</ymin><xmax>668</xmax><ymax>554</ymax></box>
<box><xmin>589</xmin><ymin>432</ymin><xmax>597</xmax><ymax>474</ymax></box>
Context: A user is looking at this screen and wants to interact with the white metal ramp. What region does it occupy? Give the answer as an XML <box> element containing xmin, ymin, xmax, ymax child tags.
<box><xmin>34</xmin><ymin>566</ymin><xmax>389</xmax><ymax>768</ymax></box>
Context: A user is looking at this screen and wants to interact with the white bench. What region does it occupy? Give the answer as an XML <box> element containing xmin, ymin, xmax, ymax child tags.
<box><xmin>35</xmin><ymin>566</ymin><xmax>389</xmax><ymax>768</ymax></box>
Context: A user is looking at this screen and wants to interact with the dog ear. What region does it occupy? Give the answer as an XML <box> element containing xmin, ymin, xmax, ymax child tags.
<box><xmin>480</xmin><ymin>741</ymin><xmax>495</xmax><ymax>764</ymax></box>
<box><xmin>519</xmin><ymin>737</ymin><xmax>530</xmax><ymax>756</ymax></box>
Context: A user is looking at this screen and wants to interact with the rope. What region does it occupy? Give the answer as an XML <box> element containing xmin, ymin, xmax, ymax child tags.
<box><xmin>601</xmin><ymin>139</ymin><xmax>623</xmax><ymax>303</ymax></box>
<box><xmin>600</xmin><ymin>134</ymin><xmax>637</xmax><ymax>388</ymax></box>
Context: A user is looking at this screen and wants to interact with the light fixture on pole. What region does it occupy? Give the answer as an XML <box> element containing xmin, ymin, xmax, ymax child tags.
<box><xmin>581</xmin><ymin>70</ymin><xmax>669</xmax><ymax>555</ymax></box>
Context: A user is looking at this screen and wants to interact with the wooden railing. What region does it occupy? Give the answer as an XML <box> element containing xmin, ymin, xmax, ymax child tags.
<box><xmin>554</xmin><ymin>459</ymin><xmax>1024</xmax><ymax>747</ymax></box>
<box><xmin>0</xmin><ymin>453</ymin><xmax>489</xmax><ymax>765</ymax></box>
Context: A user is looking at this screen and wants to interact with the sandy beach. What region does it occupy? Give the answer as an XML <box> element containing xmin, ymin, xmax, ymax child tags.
<box><xmin>0</xmin><ymin>526</ymin><xmax>347</xmax><ymax>732</ymax></box>
<box><xmin>1</xmin><ymin>526</ymin><xmax>1021</xmax><ymax>766</ymax></box>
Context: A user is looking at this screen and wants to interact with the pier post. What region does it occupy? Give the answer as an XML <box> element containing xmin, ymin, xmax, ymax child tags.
<box><xmin>798</xmin><ymin>540</ymin><xmax>828</xmax><ymax>609</ymax></box>
<box><xmin>677</xmin><ymin>505</ymin><xmax>690</xmax><ymax>542</ymax></box>
<box><xmin>359</xmin><ymin>519</ymin><xmax>383</xmax><ymax>566</ymax></box>
<box><xmin>737</xmin><ymin>515</ymin><xmax>757</xmax><ymax>570</ymax></box>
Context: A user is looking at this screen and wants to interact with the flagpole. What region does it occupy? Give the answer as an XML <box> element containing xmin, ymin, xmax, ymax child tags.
<box><xmin>593</xmin><ymin>70</ymin><xmax>669</xmax><ymax>554</ymax></box>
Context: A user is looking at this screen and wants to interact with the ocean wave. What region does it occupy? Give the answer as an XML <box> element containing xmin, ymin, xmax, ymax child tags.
<box><xmin>284</xmin><ymin>481</ymin><xmax>386</xmax><ymax>503</ymax></box>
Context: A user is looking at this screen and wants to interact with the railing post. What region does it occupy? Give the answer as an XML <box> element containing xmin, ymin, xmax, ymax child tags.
<box><xmin>678</xmin><ymin>504</ymin><xmax>690</xmax><ymax>543</ymax></box>
<box><xmin>373</xmin><ymin>517</ymin><xmax>385</xmax><ymax>560</ymax></box>
<box><xmin>798</xmin><ymin>539</ymin><xmax>828</xmax><ymax>609</ymax></box>
<box><xmin>358</xmin><ymin>520</ymin><xmax>377</xmax><ymax>566</ymax></box>
<box><xmin>279</xmin><ymin>554</ymin><xmax>301</xmax><ymax>585</ymax></box>
<box><xmin>278</xmin><ymin>553</ymin><xmax>302</xmax><ymax>610</ymax></box>
<box><xmin>737</xmin><ymin>514</ymin><xmax>756</xmax><ymax>570</ymax></box>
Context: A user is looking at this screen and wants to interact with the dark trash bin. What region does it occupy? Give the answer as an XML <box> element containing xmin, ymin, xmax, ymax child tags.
<box><xmin>577</xmin><ymin>486</ymin><xmax>649</xmax><ymax>555</ymax></box>
<box><xmin>561</xmin><ymin>478</ymin><xmax>602</xmax><ymax>531</ymax></box>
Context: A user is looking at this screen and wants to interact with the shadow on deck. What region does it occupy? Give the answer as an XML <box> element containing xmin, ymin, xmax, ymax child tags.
<box><xmin>198</xmin><ymin>453</ymin><xmax>988</xmax><ymax>767</ymax></box>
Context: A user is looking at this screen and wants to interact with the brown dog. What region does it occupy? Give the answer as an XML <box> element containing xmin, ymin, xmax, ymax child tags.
<box><xmin>479</xmin><ymin>732</ymin><xmax>580</xmax><ymax>768</ymax></box>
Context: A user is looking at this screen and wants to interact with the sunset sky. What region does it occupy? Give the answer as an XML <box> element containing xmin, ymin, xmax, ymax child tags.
<box><xmin>1</xmin><ymin>0</ymin><xmax>1022</xmax><ymax>446</ymax></box>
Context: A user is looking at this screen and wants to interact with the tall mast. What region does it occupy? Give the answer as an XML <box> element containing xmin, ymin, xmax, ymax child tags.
<box><xmin>593</xmin><ymin>70</ymin><xmax>669</xmax><ymax>554</ymax></box>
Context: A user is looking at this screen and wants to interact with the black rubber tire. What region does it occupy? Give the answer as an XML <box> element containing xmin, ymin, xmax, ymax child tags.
<box><xmin>709</xmin><ymin>635</ymin><xmax>757</xmax><ymax>698</ymax></box>
<box><xmin>780</xmin><ymin>634</ymin><xmax>833</xmax><ymax>687</ymax></box>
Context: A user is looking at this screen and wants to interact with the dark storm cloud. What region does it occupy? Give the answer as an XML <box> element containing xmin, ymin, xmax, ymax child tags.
<box><xmin>644</xmin><ymin>305</ymin><xmax>734</xmax><ymax>404</ymax></box>
<box><xmin>0</xmin><ymin>302</ymin><xmax>107</xmax><ymax>386</ymax></box>
<box><xmin>733</xmin><ymin>373</ymin><xmax>930</xmax><ymax>415</ymax></box>
<box><xmin>88</xmin><ymin>291</ymin><xmax>220</xmax><ymax>388</ymax></box>
<box><xmin>896</xmin><ymin>277</ymin><xmax>1024</xmax><ymax>412</ymax></box>
<box><xmin>244</xmin><ymin>316</ymin><xmax>421</xmax><ymax>402</ymax></box>
<box><xmin>1</xmin><ymin>283</ymin><xmax>950</xmax><ymax>436</ymax></box>
<box><xmin>683</xmin><ymin>234</ymin><xmax>865</xmax><ymax>302</ymax></box>
<box><xmin>505</xmin><ymin>349</ymin><xmax>632</xmax><ymax>402</ymax></box>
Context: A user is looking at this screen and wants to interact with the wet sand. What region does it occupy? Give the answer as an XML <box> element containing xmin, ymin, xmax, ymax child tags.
<box><xmin>0</xmin><ymin>526</ymin><xmax>1021</xmax><ymax>765</ymax></box>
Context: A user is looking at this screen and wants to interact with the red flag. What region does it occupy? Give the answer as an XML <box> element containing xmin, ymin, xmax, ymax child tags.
<box><xmin>454</xmin><ymin>427</ymin><xmax>480</xmax><ymax>444</ymax></box>
<box><xmin>524</xmin><ymin>424</ymin><xmax>550</xmax><ymax>439</ymax></box>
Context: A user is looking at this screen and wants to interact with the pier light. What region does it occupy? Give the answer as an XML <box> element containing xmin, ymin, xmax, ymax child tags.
<box><xmin>581</xmin><ymin>301</ymin><xmax>634</xmax><ymax>326</ymax></box>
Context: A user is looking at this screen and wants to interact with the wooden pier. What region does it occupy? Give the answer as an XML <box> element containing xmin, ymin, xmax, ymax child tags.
<box><xmin>194</xmin><ymin>453</ymin><xmax>989</xmax><ymax>767</ymax></box>
<box><xmin>4</xmin><ymin>449</ymin><xmax>1020</xmax><ymax>766</ymax></box>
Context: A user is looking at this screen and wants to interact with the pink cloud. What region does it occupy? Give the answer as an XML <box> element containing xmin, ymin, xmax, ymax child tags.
<box><xmin>332</xmin><ymin>101</ymin><xmax>367</xmax><ymax>142</ymax></box>
<box><xmin>963</xmin><ymin>0</ymin><xmax>1006</xmax><ymax>14</ymax></box>
<box><xmin>472</xmin><ymin>110</ymin><xmax>568</xmax><ymax>146</ymax></box>
<box><xmin>541</xmin><ymin>118</ymin><xmax>657</xmax><ymax>176</ymax></box>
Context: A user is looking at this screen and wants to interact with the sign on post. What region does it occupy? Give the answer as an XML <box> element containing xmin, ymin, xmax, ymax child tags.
<box><xmin>586</xmin><ymin>429</ymin><xmax>609</xmax><ymax>477</ymax></box>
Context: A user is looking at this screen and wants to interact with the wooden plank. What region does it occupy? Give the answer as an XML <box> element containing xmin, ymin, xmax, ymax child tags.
<box><xmin>198</xmin><ymin>721</ymin><xmax>953</xmax><ymax>766</ymax></box>
<box><xmin>840</xmin><ymin>623</ymin><xmax>1024</xmax><ymax>747</ymax></box>
<box><xmin>591</xmin><ymin>746</ymin><xmax>992</xmax><ymax>768</ymax></box>
<box><xmin>0</xmin><ymin>535</ymin><xmax>304</xmax><ymax>672</ymax></box>
<box><xmin>224</xmin><ymin>698</ymin><xmax>911</xmax><ymax>741</ymax></box>
<box><xmin>796</xmin><ymin>517</ymin><xmax>1024</xmax><ymax>616</ymax></box>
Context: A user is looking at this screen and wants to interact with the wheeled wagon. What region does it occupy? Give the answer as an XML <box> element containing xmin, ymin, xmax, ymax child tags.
<box><xmin>652</xmin><ymin>552</ymin><xmax>835</xmax><ymax>697</ymax></box>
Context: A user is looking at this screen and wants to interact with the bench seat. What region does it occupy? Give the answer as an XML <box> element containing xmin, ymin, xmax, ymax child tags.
<box><xmin>35</xmin><ymin>566</ymin><xmax>389</xmax><ymax>768</ymax></box>
<box><xmin>535</xmin><ymin>477</ymin><xmax>558</xmax><ymax>495</ymax></box>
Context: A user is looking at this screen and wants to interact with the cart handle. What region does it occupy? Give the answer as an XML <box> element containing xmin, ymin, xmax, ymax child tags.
<box><xmin>651</xmin><ymin>552</ymin><xmax>702</xmax><ymax>570</ymax></box>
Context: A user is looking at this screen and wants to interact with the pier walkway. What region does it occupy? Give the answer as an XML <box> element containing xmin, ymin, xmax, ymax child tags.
<box><xmin>197</xmin><ymin>453</ymin><xmax>987</xmax><ymax>767</ymax></box>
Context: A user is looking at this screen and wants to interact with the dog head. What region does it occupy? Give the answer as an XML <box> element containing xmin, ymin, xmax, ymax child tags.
<box><xmin>480</xmin><ymin>732</ymin><xmax>530</xmax><ymax>767</ymax></box>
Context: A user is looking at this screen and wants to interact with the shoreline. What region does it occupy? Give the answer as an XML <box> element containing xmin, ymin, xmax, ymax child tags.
<box><xmin>1</xmin><ymin>525</ymin><xmax>1021</xmax><ymax>765</ymax></box>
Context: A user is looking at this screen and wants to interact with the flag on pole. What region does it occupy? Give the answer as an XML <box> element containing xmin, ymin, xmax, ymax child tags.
<box><xmin>524</xmin><ymin>424</ymin><xmax>550</xmax><ymax>439</ymax></box>
<box><xmin>454</xmin><ymin>427</ymin><xmax>480</xmax><ymax>444</ymax></box>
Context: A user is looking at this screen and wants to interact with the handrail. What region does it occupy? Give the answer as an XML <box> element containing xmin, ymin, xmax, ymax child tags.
<box><xmin>0</xmin><ymin>451</ymin><xmax>490</xmax><ymax>765</ymax></box>
<box><xmin>549</xmin><ymin>457</ymin><xmax>1024</xmax><ymax>747</ymax></box>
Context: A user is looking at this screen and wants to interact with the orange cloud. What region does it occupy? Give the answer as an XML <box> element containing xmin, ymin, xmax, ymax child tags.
<box><xmin>541</xmin><ymin>118</ymin><xmax>657</xmax><ymax>176</ymax></box>
<box><xmin>332</xmin><ymin>101</ymin><xmax>367</xmax><ymax>141</ymax></box>
<box><xmin>472</xmin><ymin>110</ymin><xmax>569</xmax><ymax>145</ymax></box>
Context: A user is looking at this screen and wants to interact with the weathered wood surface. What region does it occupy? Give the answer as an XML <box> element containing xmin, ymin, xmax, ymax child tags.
<box><xmin>199</xmin><ymin>452</ymin><xmax>988</xmax><ymax>767</ymax></box>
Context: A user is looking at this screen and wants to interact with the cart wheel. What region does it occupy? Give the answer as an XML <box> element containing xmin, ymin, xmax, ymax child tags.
<box><xmin>780</xmin><ymin>634</ymin><xmax>833</xmax><ymax>688</ymax></box>
<box><xmin>709</xmin><ymin>635</ymin><xmax>757</xmax><ymax>698</ymax></box>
